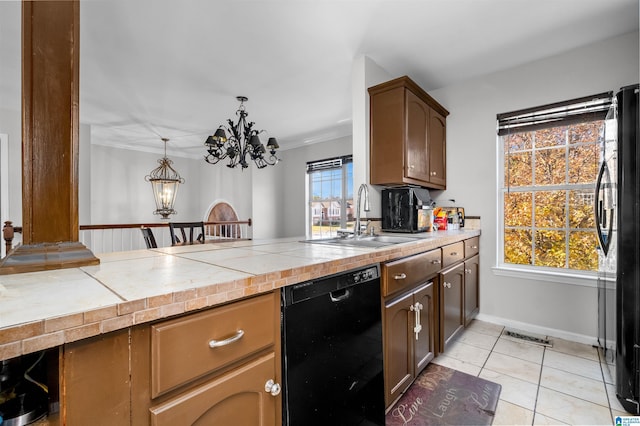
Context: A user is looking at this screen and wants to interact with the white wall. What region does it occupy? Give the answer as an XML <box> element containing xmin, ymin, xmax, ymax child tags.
<box><xmin>79</xmin><ymin>123</ymin><xmax>92</xmax><ymax>225</ymax></box>
<box><xmin>351</xmin><ymin>56</ymin><xmax>392</xmax><ymax>219</ymax></box>
<box><xmin>198</xmin><ymin>158</ymin><xmax>253</xmax><ymax>224</ymax></box>
<box><xmin>426</xmin><ymin>31</ymin><xmax>639</xmax><ymax>343</ymax></box>
<box><xmin>276</xmin><ymin>135</ymin><xmax>353</xmax><ymax>238</ymax></box>
<box><xmin>250</xmin><ymin>163</ymin><xmax>277</xmax><ymax>239</ymax></box>
<box><xmin>0</xmin><ymin>107</ymin><xmax>22</xmax><ymax>227</ymax></box>
<box><xmin>89</xmin><ymin>143</ymin><xmax>259</xmax><ymax>226</ymax></box>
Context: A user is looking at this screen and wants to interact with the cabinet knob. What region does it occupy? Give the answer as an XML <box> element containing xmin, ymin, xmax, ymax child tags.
<box><xmin>465</xmin><ymin>268</ymin><xmax>472</xmax><ymax>274</ymax></box>
<box><xmin>409</xmin><ymin>164</ymin><xmax>415</xmax><ymax>169</ymax></box>
<box><xmin>443</xmin><ymin>281</ymin><xmax>452</xmax><ymax>289</ymax></box>
<box><xmin>430</xmin><ymin>171</ymin><xmax>437</xmax><ymax>176</ymax></box>
<box><xmin>265</xmin><ymin>379</ymin><xmax>281</xmax><ymax>396</ymax></box>
<box><xmin>394</xmin><ymin>273</ymin><xmax>407</xmax><ymax>280</ymax></box>
<box><xmin>431</xmin><ymin>259</ymin><xmax>441</xmax><ymax>264</ymax></box>
<box><xmin>450</xmin><ymin>252</ymin><xmax>458</xmax><ymax>256</ymax></box>
<box><xmin>471</xmin><ymin>245</ymin><xmax>478</xmax><ymax>249</ymax></box>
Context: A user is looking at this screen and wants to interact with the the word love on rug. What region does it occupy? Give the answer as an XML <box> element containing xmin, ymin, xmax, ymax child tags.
<box><xmin>386</xmin><ymin>363</ymin><xmax>502</xmax><ymax>426</ymax></box>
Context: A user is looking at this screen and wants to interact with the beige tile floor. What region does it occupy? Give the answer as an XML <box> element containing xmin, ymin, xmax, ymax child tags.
<box><xmin>432</xmin><ymin>320</ymin><xmax>638</xmax><ymax>425</ymax></box>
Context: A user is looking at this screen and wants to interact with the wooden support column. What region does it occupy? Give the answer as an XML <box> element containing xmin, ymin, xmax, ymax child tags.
<box><xmin>0</xmin><ymin>0</ymin><xmax>99</xmax><ymax>274</ymax></box>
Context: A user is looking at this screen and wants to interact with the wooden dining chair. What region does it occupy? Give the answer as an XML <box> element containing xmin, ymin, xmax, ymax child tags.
<box><xmin>140</xmin><ymin>227</ymin><xmax>158</xmax><ymax>249</ymax></box>
<box><xmin>169</xmin><ymin>222</ymin><xmax>205</xmax><ymax>245</ymax></box>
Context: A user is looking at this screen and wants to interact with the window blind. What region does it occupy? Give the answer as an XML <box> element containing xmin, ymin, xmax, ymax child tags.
<box><xmin>497</xmin><ymin>92</ymin><xmax>613</xmax><ymax>136</ymax></box>
<box><xmin>306</xmin><ymin>155</ymin><xmax>352</xmax><ymax>173</ymax></box>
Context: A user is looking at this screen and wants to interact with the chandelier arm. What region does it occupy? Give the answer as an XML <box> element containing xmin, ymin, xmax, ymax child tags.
<box><xmin>204</xmin><ymin>96</ymin><xmax>279</xmax><ymax>169</ymax></box>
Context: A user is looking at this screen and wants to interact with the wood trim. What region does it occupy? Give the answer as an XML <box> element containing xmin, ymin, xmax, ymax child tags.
<box><xmin>368</xmin><ymin>75</ymin><xmax>450</xmax><ymax>117</ymax></box>
<box><xmin>22</xmin><ymin>1</ymin><xmax>80</xmax><ymax>243</ymax></box>
<box><xmin>0</xmin><ymin>1</ymin><xmax>98</xmax><ymax>274</ymax></box>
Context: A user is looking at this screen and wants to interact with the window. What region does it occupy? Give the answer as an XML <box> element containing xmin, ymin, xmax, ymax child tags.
<box><xmin>497</xmin><ymin>92</ymin><xmax>612</xmax><ymax>274</ymax></box>
<box><xmin>307</xmin><ymin>155</ymin><xmax>353</xmax><ymax>239</ymax></box>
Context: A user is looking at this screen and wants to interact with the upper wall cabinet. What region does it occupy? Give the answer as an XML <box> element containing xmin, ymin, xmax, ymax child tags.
<box><xmin>369</xmin><ymin>76</ymin><xmax>449</xmax><ymax>189</ymax></box>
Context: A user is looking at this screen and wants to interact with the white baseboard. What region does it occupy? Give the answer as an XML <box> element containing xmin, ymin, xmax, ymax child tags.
<box><xmin>475</xmin><ymin>313</ymin><xmax>598</xmax><ymax>347</ymax></box>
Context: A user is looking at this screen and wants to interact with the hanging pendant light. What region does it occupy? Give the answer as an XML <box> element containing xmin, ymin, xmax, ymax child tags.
<box><xmin>204</xmin><ymin>96</ymin><xmax>280</xmax><ymax>169</ymax></box>
<box><xmin>145</xmin><ymin>138</ymin><xmax>184</xmax><ymax>219</ymax></box>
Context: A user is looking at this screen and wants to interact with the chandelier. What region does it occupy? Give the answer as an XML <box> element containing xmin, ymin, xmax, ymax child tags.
<box><xmin>145</xmin><ymin>138</ymin><xmax>184</xmax><ymax>219</ymax></box>
<box><xmin>204</xmin><ymin>96</ymin><xmax>280</xmax><ymax>169</ymax></box>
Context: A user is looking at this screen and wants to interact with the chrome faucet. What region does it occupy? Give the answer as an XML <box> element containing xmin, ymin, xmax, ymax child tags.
<box><xmin>354</xmin><ymin>183</ymin><xmax>370</xmax><ymax>237</ymax></box>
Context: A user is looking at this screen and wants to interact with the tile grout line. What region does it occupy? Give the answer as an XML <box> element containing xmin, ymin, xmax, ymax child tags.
<box><xmin>476</xmin><ymin>328</ymin><xmax>503</xmax><ymax>375</ymax></box>
<box><xmin>530</xmin><ymin>345</ymin><xmax>546</xmax><ymax>425</ymax></box>
<box><xmin>596</xmin><ymin>345</ymin><xmax>616</xmax><ymax>423</ymax></box>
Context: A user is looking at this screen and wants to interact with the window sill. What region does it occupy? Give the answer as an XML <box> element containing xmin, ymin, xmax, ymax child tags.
<box><xmin>492</xmin><ymin>265</ymin><xmax>602</xmax><ymax>288</ymax></box>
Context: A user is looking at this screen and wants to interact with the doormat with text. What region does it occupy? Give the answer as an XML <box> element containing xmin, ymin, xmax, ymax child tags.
<box><xmin>386</xmin><ymin>363</ymin><xmax>502</xmax><ymax>426</ymax></box>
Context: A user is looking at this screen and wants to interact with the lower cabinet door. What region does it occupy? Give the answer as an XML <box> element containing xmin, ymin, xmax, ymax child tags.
<box><xmin>63</xmin><ymin>330</ymin><xmax>131</xmax><ymax>426</ymax></box>
<box><xmin>464</xmin><ymin>254</ymin><xmax>480</xmax><ymax>325</ymax></box>
<box><xmin>440</xmin><ymin>263</ymin><xmax>465</xmax><ymax>352</ymax></box>
<box><xmin>149</xmin><ymin>352</ymin><xmax>279</xmax><ymax>426</ymax></box>
<box><xmin>383</xmin><ymin>291</ymin><xmax>414</xmax><ymax>407</ymax></box>
<box><xmin>413</xmin><ymin>282</ymin><xmax>435</xmax><ymax>374</ymax></box>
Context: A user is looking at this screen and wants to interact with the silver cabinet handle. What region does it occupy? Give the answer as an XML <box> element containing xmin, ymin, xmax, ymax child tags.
<box><xmin>431</xmin><ymin>259</ymin><xmax>441</xmax><ymax>264</ymax></box>
<box><xmin>394</xmin><ymin>273</ymin><xmax>407</xmax><ymax>280</ymax></box>
<box><xmin>265</xmin><ymin>379</ymin><xmax>281</xmax><ymax>396</ymax></box>
<box><xmin>465</xmin><ymin>268</ymin><xmax>472</xmax><ymax>274</ymax></box>
<box><xmin>209</xmin><ymin>329</ymin><xmax>244</xmax><ymax>348</ymax></box>
<box><xmin>430</xmin><ymin>171</ymin><xmax>437</xmax><ymax>176</ymax></box>
<box><xmin>470</xmin><ymin>245</ymin><xmax>478</xmax><ymax>249</ymax></box>
<box><xmin>450</xmin><ymin>252</ymin><xmax>458</xmax><ymax>256</ymax></box>
<box><xmin>410</xmin><ymin>302</ymin><xmax>423</xmax><ymax>340</ymax></box>
<box><xmin>443</xmin><ymin>281</ymin><xmax>452</xmax><ymax>289</ymax></box>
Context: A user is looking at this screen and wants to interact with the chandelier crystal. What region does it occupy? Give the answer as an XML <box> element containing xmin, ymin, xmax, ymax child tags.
<box><xmin>204</xmin><ymin>96</ymin><xmax>280</xmax><ymax>169</ymax></box>
<box><xmin>145</xmin><ymin>138</ymin><xmax>184</xmax><ymax>219</ymax></box>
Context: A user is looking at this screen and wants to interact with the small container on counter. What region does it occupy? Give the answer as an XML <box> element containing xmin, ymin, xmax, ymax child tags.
<box><xmin>417</xmin><ymin>206</ymin><xmax>434</xmax><ymax>232</ymax></box>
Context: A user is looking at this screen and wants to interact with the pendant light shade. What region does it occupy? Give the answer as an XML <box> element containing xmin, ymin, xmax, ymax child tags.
<box><xmin>145</xmin><ymin>138</ymin><xmax>184</xmax><ymax>219</ymax></box>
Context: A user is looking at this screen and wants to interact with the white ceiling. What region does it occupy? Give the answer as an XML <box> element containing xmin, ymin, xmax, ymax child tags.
<box><xmin>1</xmin><ymin>0</ymin><xmax>638</xmax><ymax>159</ymax></box>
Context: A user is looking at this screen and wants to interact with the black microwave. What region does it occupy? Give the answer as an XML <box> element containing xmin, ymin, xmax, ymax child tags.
<box><xmin>382</xmin><ymin>187</ymin><xmax>433</xmax><ymax>233</ymax></box>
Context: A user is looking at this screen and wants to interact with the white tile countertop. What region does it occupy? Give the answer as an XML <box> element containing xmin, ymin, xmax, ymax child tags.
<box><xmin>0</xmin><ymin>229</ymin><xmax>480</xmax><ymax>361</ymax></box>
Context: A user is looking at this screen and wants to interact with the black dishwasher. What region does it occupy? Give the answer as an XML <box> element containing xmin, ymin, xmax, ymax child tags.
<box><xmin>281</xmin><ymin>264</ymin><xmax>384</xmax><ymax>426</ymax></box>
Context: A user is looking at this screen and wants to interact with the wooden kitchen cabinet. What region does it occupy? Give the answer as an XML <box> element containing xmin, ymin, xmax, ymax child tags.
<box><xmin>438</xmin><ymin>237</ymin><xmax>481</xmax><ymax>351</ymax></box>
<box><xmin>383</xmin><ymin>282</ymin><xmax>436</xmax><ymax>408</ymax></box>
<box><xmin>463</xmin><ymin>236</ymin><xmax>480</xmax><ymax>325</ymax></box>
<box><xmin>464</xmin><ymin>254</ymin><xmax>480</xmax><ymax>326</ymax></box>
<box><xmin>369</xmin><ymin>75</ymin><xmax>449</xmax><ymax>189</ymax></box>
<box><xmin>149</xmin><ymin>352</ymin><xmax>278</xmax><ymax>426</ymax></box>
<box><xmin>60</xmin><ymin>292</ymin><xmax>281</xmax><ymax>426</ymax></box>
<box><xmin>62</xmin><ymin>329</ymin><xmax>131</xmax><ymax>425</ymax></box>
<box><xmin>428</xmin><ymin>108</ymin><xmax>447</xmax><ymax>187</ymax></box>
<box><xmin>382</xmin><ymin>250</ymin><xmax>439</xmax><ymax>408</ymax></box>
<box><xmin>149</xmin><ymin>292</ymin><xmax>276</xmax><ymax>398</ymax></box>
<box><xmin>143</xmin><ymin>292</ymin><xmax>281</xmax><ymax>425</ymax></box>
<box><xmin>439</xmin><ymin>262</ymin><xmax>465</xmax><ymax>352</ymax></box>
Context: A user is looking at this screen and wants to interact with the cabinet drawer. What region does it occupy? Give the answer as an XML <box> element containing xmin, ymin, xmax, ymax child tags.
<box><xmin>465</xmin><ymin>237</ymin><xmax>479</xmax><ymax>258</ymax></box>
<box><xmin>151</xmin><ymin>293</ymin><xmax>276</xmax><ymax>398</ymax></box>
<box><xmin>149</xmin><ymin>352</ymin><xmax>277</xmax><ymax>426</ymax></box>
<box><xmin>442</xmin><ymin>242</ymin><xmax>464</xmax><ymax>268</ymax></box>
<box><xmin>382</xmin><ymin>249</ymin><xmax>442</xmax><ymax>297</ymax></box>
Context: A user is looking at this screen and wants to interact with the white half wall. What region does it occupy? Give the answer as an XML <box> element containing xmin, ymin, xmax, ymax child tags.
<box><xmin>427</xmin><ymin>31</ymin><xmax>639</xmax><ymax>341</ymax></box>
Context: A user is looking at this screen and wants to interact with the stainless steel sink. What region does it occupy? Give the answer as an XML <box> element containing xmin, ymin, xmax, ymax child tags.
<box><xmin>303</xmin><ymin>234</ymin><xmax>421</xmax><ymax>248</ymax></box>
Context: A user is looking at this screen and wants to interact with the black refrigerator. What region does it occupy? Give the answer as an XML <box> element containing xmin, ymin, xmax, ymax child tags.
<box><xmin>597</xmin><ymin>84</ymin><xmax>639</xmax><ymax>415</ymax></box>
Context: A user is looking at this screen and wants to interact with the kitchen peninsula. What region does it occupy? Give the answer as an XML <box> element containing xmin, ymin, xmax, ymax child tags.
<box><xmin>0</xmin><ymin>229</ymin><xmax>479</xmax><ymax>424</ymax></box>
